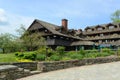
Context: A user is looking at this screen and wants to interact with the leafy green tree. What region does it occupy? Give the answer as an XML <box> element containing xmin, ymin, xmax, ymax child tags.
<box><xmin>0</xmin><ymin>33</ymin><xmax>15</xmax><ymax>53</ymax></box>
<box><xmin>111</xmin><ymin>10</ymin><xmax>120</xmax><ymax>22</ymax></box>
<box><xmin>17</xmin><ymin>25</ymin><xmax>46</xmax><ymax>51</ymax></box>
<box><xmin>23</xmin><ymin>32</ymin><xmax>45</xmax><ymax>51</ymax></box>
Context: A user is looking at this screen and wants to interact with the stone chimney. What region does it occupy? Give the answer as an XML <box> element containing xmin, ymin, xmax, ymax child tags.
<box><xmin>61</xmin><ymin>19</ymin><xmax>68</xmax><ymax>31</ymax></box>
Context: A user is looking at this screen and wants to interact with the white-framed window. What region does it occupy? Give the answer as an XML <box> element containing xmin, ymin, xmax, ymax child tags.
<box><xmin>100</xmin><ymin>34</ymin><xmax>104</xmax><ymax>37</ymax></box>
<box><xmin>108</xmin><ymin>26</ymin><xmax>114</xmax><ymax>29</ymax></box>
<box><xmin>97</xmin><ymin>28</ymin><xmax>102</xmax><ymax>30</ymax></box>
<box><xmin>44</xmin><ymin>29</ymin><xmax>48</xmax><ymax>32</ymax></box>
<box><xmin>87</xmin><ymin>29</ymin><xmax>92</xmax><ymax>32</ymax></box>
<box><xmin>105</xmin><ymin>40</ymin><xmax>108</xmax><ymax>43</ymax></box>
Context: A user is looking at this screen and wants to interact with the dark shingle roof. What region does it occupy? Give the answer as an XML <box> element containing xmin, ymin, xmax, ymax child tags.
<box><xmin>84</xmin><ymin>22</ymin><xmax>120</xmax><ymax>30</ymax></box>
<box><xmin>28</xmin><ymin>19</ymin><xmax>83</xmax><ymax>40</ymax></box>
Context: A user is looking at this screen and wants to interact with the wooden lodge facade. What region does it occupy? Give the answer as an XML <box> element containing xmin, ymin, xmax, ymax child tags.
<box><xmin>83</xmin><ymin>22</ymin><xmax>120</xmax><ymax>49</ymax></box>
<box><xmin>27</xmin><ymin>19</ymin><xmax>120</xmax><ymax>50</ymax></box>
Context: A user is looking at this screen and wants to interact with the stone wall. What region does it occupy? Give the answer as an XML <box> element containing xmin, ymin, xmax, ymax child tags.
<box><xmin>0</xmin><ymin>65</ymin><xmax>31</xmax><ymax>80</ymax></box>
<box><xmin>37</xmin><ymin>57</ymin><xmax>120</xmax><ymax>72</ymax></box>
<box><xmin>0</xmin><ymin>62</ymin><xmax>37</xmax><ymax>71</ymax></box>
<box><xmin>0</xmin><ymin>65</ymin><xmax>18</xmax><ymax>80</ymax></box>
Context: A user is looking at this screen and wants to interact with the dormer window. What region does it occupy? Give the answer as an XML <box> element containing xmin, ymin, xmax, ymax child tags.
<box><xmin>87</xmin><ymin>29</ymin><xmax>92</xmax><ymax>32</ymax></box>
<box><xmin>97</xmin><ymin>28</ymin><xmax>102</xmax><ymax>30</ymax></box>
<box><xmin>108</xmin><ymin>26</ymin><xmax>114</xmax><ymax>29</ymax></box>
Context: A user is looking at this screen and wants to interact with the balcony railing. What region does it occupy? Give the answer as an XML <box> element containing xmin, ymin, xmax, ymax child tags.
<box><xmin>83</xmin><ymin>28</ymin><xmax>120</xmax><ymax>35</ymax></box>
<box><xmin>84</xmin><ymin>34</ymin><xmax>120</xmax><ymax>40</ymax></box>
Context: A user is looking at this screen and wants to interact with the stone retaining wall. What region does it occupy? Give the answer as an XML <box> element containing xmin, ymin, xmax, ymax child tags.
<box><xmin>37</xmin><ymin>57</ymin><xmax>120</xmax><ymax>72</ymax></box>
<box><xmin>0</xmin><ymin>65</ymin><xmax>18</xmax><ymax>80</ymax></box>
<box><xmin>0</xmin><ymin>57</ymin><xmax>120</xmax><ymax>79</ymax></box>
<box><xmin>0</xmin><ymin>62</ymin><xmax>37</xmax><ymax>71</ymax></box>
<box><xmin>0</xmin><ymin>65</ymin><xmax>31</xmax><ymax>80</ymax></box>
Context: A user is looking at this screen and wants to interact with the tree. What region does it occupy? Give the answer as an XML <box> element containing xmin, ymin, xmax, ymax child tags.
<box><xmin>22</xmin><ymin>32</ymin><xmax>46</xmax><ymax>51</ymax></box>
<box><xmin>0</xmin><ymin>33</ymin><xmax>16</xmax><ymax>53</ymax></box>
<box><xmin>111</xmin><ymin>10</ymin><xmax>120</xmax><ymax>22</ymax></box>
<box><xmin>17</xmin><ymin>25</ymin><xmax>46</xmax><ymax>51</ymax></box>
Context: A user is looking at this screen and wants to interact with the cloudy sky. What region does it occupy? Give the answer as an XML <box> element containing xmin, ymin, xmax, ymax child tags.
<box><xmin>0</xmin><ymin>0</ymin><xmax>120</xmax><ymax>34</ymax></box>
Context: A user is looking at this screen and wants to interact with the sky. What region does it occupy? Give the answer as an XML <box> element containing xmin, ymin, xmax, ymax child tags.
<box><xmin>0</xmin><ymin>0</ymin><xmax>120</xmax><ymax>35</ymax></box>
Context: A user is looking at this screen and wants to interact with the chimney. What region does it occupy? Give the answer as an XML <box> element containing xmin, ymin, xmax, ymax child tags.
<box><xmin>61</xmin><ymin>19</ymin><xmax>68</xmax><ymax>31</ymax></box>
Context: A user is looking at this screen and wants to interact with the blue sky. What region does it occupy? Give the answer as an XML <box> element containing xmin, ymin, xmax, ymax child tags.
<box><xmin>0</xmin><ymin>0</ymin><xmax>120</xmax><ymax>34</ymax></box>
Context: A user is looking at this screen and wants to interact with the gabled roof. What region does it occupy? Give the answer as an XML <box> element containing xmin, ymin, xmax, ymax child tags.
<box><xmin>84</xmin><ymin>22</ymin><xmax>120</xmax><ymax>30</ymax></box>
<box><xmin>28</xmin><ymin>19</ymin><xmax>82</xmax><ymax>40</ymax></box>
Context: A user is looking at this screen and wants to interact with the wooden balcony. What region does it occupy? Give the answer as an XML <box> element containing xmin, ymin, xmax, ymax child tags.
<box><xmin>84</xmin><ymin>34</ymin><xmax>120</xmax><ymax>40</ymax></box>
<box><xmin>83</xmin><ymin>28</ymin><xmax>120</xmax><ymax>35</ymax></box>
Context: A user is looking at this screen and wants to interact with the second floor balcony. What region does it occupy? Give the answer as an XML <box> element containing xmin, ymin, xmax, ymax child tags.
<box><xmin>84</xmin><ymin>34</ymin><xmax>120</xmax><ymax>40</ymax></box>
<box><xmin>83</xmin><ymin>28</ymin><xmax>120</xmax><ymax>35</ymax></box>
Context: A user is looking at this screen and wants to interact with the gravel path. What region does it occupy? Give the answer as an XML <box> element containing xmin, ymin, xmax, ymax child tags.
<box><xmin>18</xmin><ymin>61</ymin><xmax>120</xmax><ymax>80</ymax></box>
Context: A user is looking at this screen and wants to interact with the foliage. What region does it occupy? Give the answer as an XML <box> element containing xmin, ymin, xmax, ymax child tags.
<box><xmin>102</xmin><ymin>48</ymin><xmax>114</xmax><ymax>55</ymax></box>
<box><xmin>56</xmin><ymin>46</ymin><xmax>65</xmax><ymax>56</ymax></box>
<box><xmin>0</xmin><ymin>33</ymin><xmax>15</xmax><ymax>53</ymax></box>
<box><xmin>85</xmin><ymin>49</ymin><xmax>98</xmax><ymax>54</ymax></box>
<box><xmin>16</xmin><ymin>25</ymin><xmax>46</xmax><ymax>51</ymax></box>
<box><xmin>17</xmin><ymin>59</ymin><xmax>32</xmax><ymax>62</ymax></box>
<box><xmin>79</xmin><ymin>49</ymin><xmax>86</xmax><ymax>56</ymax></box>
<box><xmin>0</xmin><ymin>33</ymin><xmax>25</xmax><ymax>53</ymax></box>
<box><xmin>70</xmin><ymin>53</ymin><xmax>83</xmax><ymax>60</ymax></box>
<box><xmin>15</xmin><ymin>51</ymin><xmax>37</xmax><ymax>61</ymax></box>
<box><xmin>61</xmin><ymin>57</ymin><xmax>71</xmax><ymax>61</ymax></box>
<box><xmin>49</xmin><ymin>55</ymin><xmax>61</xmax><ymax>61</ymax></box>
<box><xmin>111</xmin><ymin>10</ymin><xmax>120</xmax><ymax>22</ymax></box>
<box><xmin>36</xmin><ymin>54</ymin><xmax>46</xmax><ymax>61</ymax></box>
<box><xmin>23</xmin><ymin>52</ymin><xmax>36</xmax><ymax>60</ymax></box>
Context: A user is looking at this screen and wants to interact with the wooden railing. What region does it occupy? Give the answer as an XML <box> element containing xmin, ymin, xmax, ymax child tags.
<box><xmin>83</xmin><ymin>28</ymin><xmax>120</xmax><ymax>35</ymax></box>
<box><xmin>85</xmin><ymin>35</ymin><xmax>120</xmax><ymax>40</ymax></box>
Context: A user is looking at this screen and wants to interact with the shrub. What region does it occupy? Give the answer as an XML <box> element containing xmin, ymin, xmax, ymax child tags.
<box><xmin>50</xmin><ymin>55</ymin><xmax>61</xmax><ymax>61</ymax></box>
<box><xmin>100</xmin><ymin>52</ymin><xmax>111</xmax><ymax>57</ymax></box>
<box><xmin>36</xmin><ymin>47</ymin><xmax>46</xmax><ymax>54</ymax></box>
<box><xmin>79</xmin><ymin>49</ymin><xmax>86</xmax><ymax>56</ymax></box>
<box><xmin>85</xmin><ymin>49</ymin><xmax>98</xmax><ymax>54</ymax></box>
<box><xmin>84</xmin><ymin>53</ymin><xmax>98</xmax><ymax>58</ymax></box>
<box><xmin>36</xmin><ymin>54</ymin><xmax>46</xmax><ymax>61</ymax></box>
<box><xmin>66</xmin><ymin>51</ymin><xmax>75</xmax><ymax>56</ymax></box>
<box><xmin>23</xmin><ymin>52</ymin><xmax>36</xmax><ymax>60</ymax></box>
<box><xmin>56</xmin><ymin>46</ymin><xmax>65</xmax><ymax>56</ymax></box>
<box><xmin>62</xmin><ymin>57</ymin><xmax>71</xmax><ymax>61</ymax></box>
<box><xmin>15</xmin><ymin>52</ymin><xmax>19</xmax><ymax>56</ymax></box>
<box><xmin>102</xmin><ymin>48</ymin><xmax>111</xmax><ymax>53</ymax></box>
<box><xmin>70</xmin><ymin>53</ymin><xmax>83</xmax><ymax>60</ymax></box>
<box><xmin>15</xmin><ymin>52</ymin><xmax>24</xmax><ymax>58</ymax></box>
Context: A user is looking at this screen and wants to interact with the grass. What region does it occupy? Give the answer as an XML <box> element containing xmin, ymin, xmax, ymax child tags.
<box><xmin>0</xmin><ymin>53</ymin><xmax>18</xmax><ymax>62</ymax></box>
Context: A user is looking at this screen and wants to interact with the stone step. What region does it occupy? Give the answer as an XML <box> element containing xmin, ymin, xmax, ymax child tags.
<box><xmin>30</xmin><ymin>71</ymin><xmax>41</xmax><ymax>75</ymax></box>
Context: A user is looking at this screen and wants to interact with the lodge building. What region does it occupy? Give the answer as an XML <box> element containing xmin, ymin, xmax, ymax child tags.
<box><xmin>27</xmin><ymin>19</ymin><xmax>120</xmax><ymax>50</ymax></box>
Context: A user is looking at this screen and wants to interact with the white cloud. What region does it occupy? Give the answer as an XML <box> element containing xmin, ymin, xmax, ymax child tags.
<box><xmin>0</xmin><ymin>8</ymin><xmax>8</xmax><ymax>25</ymax></box>
<box><xmin>0</xmin><ymin>8</ymin><xmax>35</xmax><ymax>35</ymax></box>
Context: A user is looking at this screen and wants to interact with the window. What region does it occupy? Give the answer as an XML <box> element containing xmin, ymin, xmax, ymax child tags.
<box><xmin>87</xmin><ymin>29</ymin><xmax>92</xmax><ymax>32</ymax></box>
<box><xmin>97</xmin><ymin>28</ymin><xmax>102</xmax><ymax>30</ymax></box>
<box><xmin>108</xmin><ymin>26</ymin><xmax>114</xmax><ymax>29</ymax></box>
<box><xmin>100</xmin><ymin>34</ymin><xmax>104</xmax><ymax>37</ymax></box>
<box><xmin>44</xmin><ymin>29</ymin><xmax>48</xmax><ymax>32</ymax></box>
<box><xmin>105</xmin><ymin>40</ymin><xmax>108</xmax><ymax>43</ymax></box>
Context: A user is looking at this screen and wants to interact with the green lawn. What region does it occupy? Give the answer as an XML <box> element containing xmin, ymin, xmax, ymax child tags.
<box><xmin>0</xmin><ymin>53</ymin><xmax>18</xmax><ymax>62</ymax></box>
